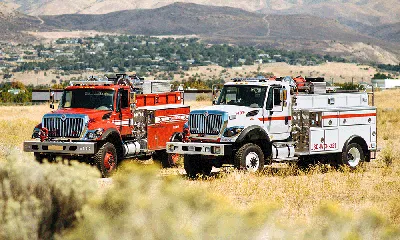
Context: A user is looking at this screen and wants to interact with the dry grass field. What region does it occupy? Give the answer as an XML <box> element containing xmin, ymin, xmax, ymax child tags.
<box><xmin>176</xmin><ymin>62</ymin><xmax>384</xmax><ymax>84</ymax></box>
<box><xmin>0</xmin><ymin>90</ymin><xmax>400</xmax><ymax>239</ymax></box>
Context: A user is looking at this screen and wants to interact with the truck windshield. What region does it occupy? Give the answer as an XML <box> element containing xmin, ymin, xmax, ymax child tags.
<box><xmin>59</xmin><ymin>89</ymin><xmax>115</xmax><ymax>110</ymax></box>
<box><xmin>216</xmin><ymin>85</ymin><xmax>267</xmax><ymax>108</ymax></box>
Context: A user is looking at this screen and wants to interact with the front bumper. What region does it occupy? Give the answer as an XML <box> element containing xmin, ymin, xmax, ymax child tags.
<box><xmin>23</xmin><ymin>141</ymin><xmax>97</xmax><ymax>155</ymax></box>
<box><xmin>166</xmin><ymin>142</ymin><xmax>232</xmax><ymax>156</ymax></box>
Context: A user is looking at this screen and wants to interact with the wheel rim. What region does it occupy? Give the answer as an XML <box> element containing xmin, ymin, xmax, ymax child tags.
<box><xmin>171</xmin><ymin>154</ymin><xmax>179</xmax><ymax>164</ymax></box>
<box><xmin>347</xmin><ymin>147</ymin><xmax>361</xmax><ymax>167</ymax></box>
<box><xmin>104</xmin><ymin>151</ymin><xmax>116</xmax><ymax>172</ymax></box>
<box><xmin>245</xmin><ymin>152</ymin><xmax>260</xmax><ymax>172</ymax></box>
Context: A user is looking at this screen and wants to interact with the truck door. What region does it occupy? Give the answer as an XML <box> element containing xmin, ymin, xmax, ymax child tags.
<box><xmin>116</xmin><ymin>89</ymin><xmax>132</xmax><ymax>136</ymax></box>
<box><xmin>263</xmin><ymin>86</ymin><xmax>291</xmax><ymax>140</ymax></box>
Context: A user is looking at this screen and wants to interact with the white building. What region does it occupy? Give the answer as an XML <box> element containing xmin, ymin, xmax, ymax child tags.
<box><xmin>371</xmin><ymin>78</ymin><xmax>400</xmax><ymax>89</ymax></box>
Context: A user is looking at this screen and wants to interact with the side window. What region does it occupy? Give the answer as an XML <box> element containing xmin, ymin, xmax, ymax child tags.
<box><xmin>120</xmin><ymin>90</ymin><xmax>129</xmax><ymax>109</ymax></box>
<box><xmin>266</xmin><ymin>88</ymin><xmax>273</xmax><ymax>109</ymax></box>
<box><xmin>273</xmin><ymin>88</ymin><xmax>282</xmax><ymax>106</ymax></box>
<box><xmin>63</xmin><ymin>91</ymin><xmax>72</xmax><ymax>108</ymax></box>
<box><xmin>226</xmin><ymin>87</ymin><xmax>237</xmax><ymax>103</ymax></box>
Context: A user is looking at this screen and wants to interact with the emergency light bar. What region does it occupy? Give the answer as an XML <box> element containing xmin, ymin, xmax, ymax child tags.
<box><xmin>70</xmin><ymin>81</ymin><xmax>114</xmax><ymax>86</ymax></box>
<box><xmin>232</xmin><ymin>77</ymin><xmax>269</xmax><ymax>82</ymax></box>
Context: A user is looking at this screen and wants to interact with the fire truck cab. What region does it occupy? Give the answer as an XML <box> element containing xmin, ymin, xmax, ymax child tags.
<box><xmin>167</xmin><ymin>78</ymin><xmax>377</xmax><ymax>177</ymax></box>
<box><xmin>24</xmin><ymin>75</ymin><xmax>189</xmax><ymax>177</ymax></box>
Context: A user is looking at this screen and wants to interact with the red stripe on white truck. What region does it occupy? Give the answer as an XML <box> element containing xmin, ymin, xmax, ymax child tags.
<box><xmin>322</xmin><ymin>113</ymin><xmax>376</xmax><ymax>119</ymax></box>
<box><xmin>258</xmin><ymin>116</ymin><xmax>292</xmax><ymax>121</ymax></box>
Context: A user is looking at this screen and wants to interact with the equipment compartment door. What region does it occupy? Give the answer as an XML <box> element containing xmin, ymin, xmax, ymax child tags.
<box><xmin>324</xmin><ymin>129</ymin><xmax>339</xmax><ymax>151</ymax></box>
<box><xmin>310</xmin><ymin>129</ymin><xmax>325</xmax><ymax>152</ymax></box>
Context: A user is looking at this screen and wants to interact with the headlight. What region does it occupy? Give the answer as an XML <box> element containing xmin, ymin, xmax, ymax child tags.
<box><xmin>85</xmin><ymin>128</ymin><xmax>104</xmax><ymax>140</ymax></box>
<box><xmin>223</xmin><ymin>126</ymin><xmax>244</xmax><ymax>137</ymax></box>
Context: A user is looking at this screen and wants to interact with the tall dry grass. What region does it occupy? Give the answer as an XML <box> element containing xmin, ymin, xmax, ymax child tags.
<box><xmin>0</xmin><ymin>104</ymin><xmax>50</xmax><ymax>158</ymax></box>
<box><xmin>62</xmin><ymin>164</ymin><xmax>399</xmax><ymax>240</ymax></box>
<box><xmin>0</xmin><ymin>92</ymin><xmax>399</xmax><ymax>239</ymax></box>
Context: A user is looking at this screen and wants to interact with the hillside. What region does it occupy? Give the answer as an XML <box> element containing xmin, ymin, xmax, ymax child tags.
<box><xmin>0</xmin><ymin>2</ymin><xmax>48</xmax><ymax>41</ymax></box>
<box><xmin>362</xmin><ymin>23</ymin><xmax>400</xmax><ymax>43</ymax></box>
<box><xmin>41</xmin><ymin>3</ymin><xmax>378</xmax><ymax>43</ymax></box>
<box><xmin>2</xmin><ymin>0</ymin><xmax>399</xmax><ymax>27</ymax></box>
<box><xmin>40</xmin><ymin>3</ymin><xmax>400</xmax><ymax>64</ymax></box>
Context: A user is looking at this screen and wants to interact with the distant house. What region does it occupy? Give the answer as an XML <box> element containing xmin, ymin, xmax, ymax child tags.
<box><xmin>371</xmin><ymin>78</ymin><xmax>400</xmax><ymax>89</ymax></box>
<box><xmin>8</xmin><ymin>89</ymin><xmax>25</xmax><ymax>95</ymax></box>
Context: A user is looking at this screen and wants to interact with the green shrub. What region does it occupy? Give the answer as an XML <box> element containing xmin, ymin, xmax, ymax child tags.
<box><xmin>62</xmin><ymin>164</ymin><xmax>400</xmax><ymax>240</ymax></box>
<box><xmin>0</xmin><ymin>151</ymin><xmax>99</xmax><ymax>239</ymax></box>
<box><xmin>62</xmin><ymin>164</ymin><xmax>275</xmax><ymax>240</ymax></box>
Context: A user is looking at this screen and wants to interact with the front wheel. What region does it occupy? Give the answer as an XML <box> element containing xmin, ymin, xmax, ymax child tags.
<box><xmin>235</xmin><ymin>143</ymin><xmax>265</xmax><ymax>172</ymax></box>
<box><xmin>34</xmin><ymin>153</ymin><xmax>55</xmax><ymax>163</ymax></box>
<box><xmin>95</xmin><ymin>142</ymin><xmax>118</xmax><ymax>177</ymax></box>
<box><xmin>184</xmin><ymin>155</ymin><xmax>212</xmax><ymax>178</ymax></box>
<box><xmin>341</xmin><ymin>143</ymin><xmax>364</xmax><ymax>169</ymax></box>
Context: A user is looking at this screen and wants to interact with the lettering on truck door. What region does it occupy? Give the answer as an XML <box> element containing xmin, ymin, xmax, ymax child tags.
<box><xmin>262</xmin><ymin>86</ymin><xmax>291</xmax><ymax>140</ymax></box>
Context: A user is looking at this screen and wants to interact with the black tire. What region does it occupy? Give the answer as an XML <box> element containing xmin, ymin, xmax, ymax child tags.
<box><xmin>234</xmin><ymin>143</ymin><xmax>265</xmax><ymax>172</ymax></box>
<box><xmin>164</xmin><ymin>153</ymin><xmax>180</xmax><ymax>168</ymax></box>
<box><xmin>34</xmin><ymin>153</ymin><xmax>55</xmax><ymax>163</ymax></box>
<box><xmin>95</xmin><ymin>142</ymin><xmax>118</xmax><ymax>177</ymax></box>
<box><xmin>34</xmin><ymin>153</ymin><xmax>44</xmax><ymax>163</ymax></box>
<box><xmin>296</xmin><ymin>156</ymin><xmax>313</xmax><ymax>170</ymax></box>
<box><xmin>184</xmin><ymin>155</ymin><xmax>212</xmax><ymax>178</ymax></box>
<box><xmin>341</xmin><ymin>143</ymin><xmax>364</xmax><ymax>169</ymax></box>
<box><xmin>153</xmin><ymin>150</ymin><xmax>178</xmax><ymax>168</ymax></box>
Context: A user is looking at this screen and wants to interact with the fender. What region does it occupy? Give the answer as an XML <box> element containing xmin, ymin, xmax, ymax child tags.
<box><xmin>342</xmin><ymin>135</ymin><xmax>369</xmax><ymax>161</ymax></box>
<box><xmin>170</xmin><ymin>132</ymin><xmax>183</xmax><ymax>142</ymax></box>
<box><xmin>342</xmin><ymin>135</ymin><xmax>368</xmax><ymax>151</ymax></box>
<box><xmin>101</xmin><ymin>128</ymin><xmax>122</xmax><ymax>141</ymax></box>
<box><xmin>236</xmin><ymin>125</ymin><xmax>270</xmax><ymax>143</ymax></box>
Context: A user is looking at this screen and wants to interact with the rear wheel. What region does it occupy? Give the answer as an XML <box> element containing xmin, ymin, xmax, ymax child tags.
<box><xmin>164</xmin><ymin>134</ymin><xmax>183</xmax><ymax>168</ymax></box>
<box><xmin>95</xmin><ymin>142</ymin><xmax>117</xmax><ymax>177</ymax></box>
<box><xmin>235</xmin><ymin>143</ymin><xmax>265</xmax><ymax>172</ymax></box>
<box><xmin>184</xmin><ymin>155</ymin><xmax>212</xmax><ymax>178</ymax></box>
<box><xmin>341</xmin><ymin>143</ymin><xmax>364</xmax><ymax>169</ymax></box>
<box><xmin>153</xmin><ymin>150</ymin><xmax>178</xmax><ymax>168</ymax></box>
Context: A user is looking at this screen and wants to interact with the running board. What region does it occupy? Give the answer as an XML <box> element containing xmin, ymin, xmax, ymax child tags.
<box><xmin>272</xmin><ymin>157</ymin><xmax>298</xmax><ymax>162</ymax></box>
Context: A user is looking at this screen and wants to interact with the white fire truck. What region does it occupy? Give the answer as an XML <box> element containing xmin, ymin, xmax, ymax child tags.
<box><xmin>167</xmin><ymin>78</ymin><xmax>377</xmax><ymax>177</ymax></box>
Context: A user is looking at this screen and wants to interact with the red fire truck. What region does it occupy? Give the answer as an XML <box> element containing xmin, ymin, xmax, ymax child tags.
<box><xmin>24</xmin><ymin>74</ymin><xmax>189</xmax><ymax>177</ymax></box>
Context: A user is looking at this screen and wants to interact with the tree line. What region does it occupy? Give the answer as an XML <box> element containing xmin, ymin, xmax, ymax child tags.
<box><xmin>14</xmin><ymin>35</ymin><xmax>346</xmax><ymax>73</ymax></box>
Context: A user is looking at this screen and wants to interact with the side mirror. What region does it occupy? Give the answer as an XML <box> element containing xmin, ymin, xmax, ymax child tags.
<box><xmin>50</xmin><ymin>104</ymin><xmax>54</xmax><ymax>109</ymax></box>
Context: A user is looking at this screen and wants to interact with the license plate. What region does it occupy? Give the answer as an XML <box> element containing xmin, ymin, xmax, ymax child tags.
<box><xmin>188</xmin><ymin>146</ymin><xmax>195</xmax><ymax>151</ymax></box>
<box><xmin>48</xmin><ymin>145</ymin><xmax>63</xmax><ymax>151</ymax></box>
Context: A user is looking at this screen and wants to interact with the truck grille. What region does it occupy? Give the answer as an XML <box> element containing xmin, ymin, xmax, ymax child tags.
<box><xmin>189</xmin><ymin>113</ymin><xmax>223</xmax><ymax>135</ymax></box>
<box><xmin>43</xmin><ymin>117</ymin><xmax>85</xmax><ymax>138</ymax></box>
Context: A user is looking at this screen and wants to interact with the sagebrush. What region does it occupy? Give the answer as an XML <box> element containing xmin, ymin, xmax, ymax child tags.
<box><xmin>0</xmin><ymin>151</ymin><xmax>99</xmax><ymax>239</ymax></box>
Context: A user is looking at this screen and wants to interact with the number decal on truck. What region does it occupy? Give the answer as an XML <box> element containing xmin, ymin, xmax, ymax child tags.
<box><xmin>312</xmin><ymin>143</ymin><xmax>337</xmax><ymax>151</ymax></box>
